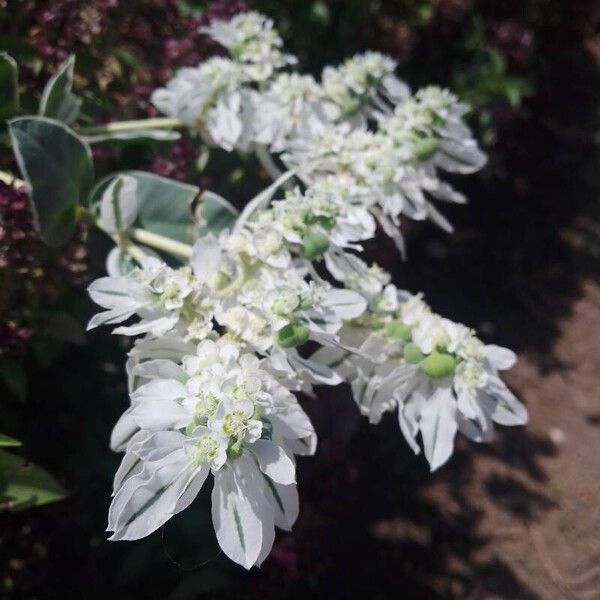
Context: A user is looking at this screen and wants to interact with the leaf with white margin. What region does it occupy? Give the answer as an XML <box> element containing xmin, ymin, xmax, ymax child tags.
<box><xmin>109</xmin><ymin>460</ymin><xmax>206</xmax><ymax>541</ymax></box>
<box><xmin>131</xmin><ymin>359</ymin><xmax>186</xmax><ymax>381</ymax></box>
<box><xmin>8</xmin><ymin>116</ymin><xmax>93</xmax><ymax>246</ymax></box>
<box><xmin>485</xmin><ymin>345</ymin><xmax>517</xmax><ymax>371</ymax></box>
<box><xmin>39</xmin><ymin>55</ymin><xmax>81</xmax><ymax>124</ymax></box>
<box><xmin>419</xmin><ymin>385</ymin><xmax>458</xmax><ymax>471</ymax></box>
<box><xmin>110</xmin><ymin>409</ymin><xmax>140</xmax><ymax>452</ymax></box>
<box><xmin>250</xmin><ymin>439</ymin><xmax>295</xmax><ymax>485</ymax></box>
<box><xmin>481</xmin><ymin>378</ymin><xmax>528</xmax><ymax>426</ymax></box>
<box><xmin>287</xmin><ymin>352</ymin><xmax>343</xmax><ymax>386</ymax></box>
<box><xmin>0</xmin><ymin>53</ymin><xmax>18</xmax><ymax>121</ymax></box>
<box><xmin>196</xmin><ymin>191</ymin><xmax>238</xmax><ymax>237</ymax></box>
<box><xmin>129</xmin><ymin>379</ymin><xmax>189</xmax><ymax>430</ymax></box>
<box><xmin>322</xmin><ymin>289</ymin><xmax>367</xmax><ymax>320</ymax></box>
<box><xmin>267</xmin><ymin>480</ymin><xmax>299</xmax><ymax>531</ymax></box>
<box><xmin>99</xmin><ymin>175</ymin><xmax>139</xmax><ymax>233</ymax></box>
<box><xmin>211</xmin><ymin>462</ymin><xmax>264</xmax><ymax>569</ymax></box>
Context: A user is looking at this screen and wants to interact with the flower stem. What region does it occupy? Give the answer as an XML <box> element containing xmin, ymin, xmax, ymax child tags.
<box><xmin>129</xmin><ymin>227</ymin><xmax>193</xmax><ymax>259</ymax></box>
<box><xmin>254</xmin><ymin>144</ymin><xmax>284</xmax><ymax>181</ymax></box>
<box><xmin>80</xmin><ymin>117</ymin><xmax>184</xmax><ymax>136</ymax></box>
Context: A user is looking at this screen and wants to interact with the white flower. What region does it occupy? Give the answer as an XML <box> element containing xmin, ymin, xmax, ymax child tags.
<box><xmin>253</xmin><ymin>72</ymin><xmax>323</xmax><ymax>151</ymax></box>
<box><xmin>317</xmin><ymin>290</ymin><xmax>528</xmax><ymax>472</ymax></box>
<box><xmin>87</xmin><ymin>13</ymin><xmax>524</xmax><ymax>571</ymax></box>
<box><xmin>321</xmin><ymin>51</ymin><xmax>409</xmax><ymax>124</ymax></box>
<box><xmin>87</xmin><ymin>257</ymin><xmax>196</xmax><ymax>337</ymax></box>
<box><xmin>151</xmin><ymin>57</ymin><xmax>255</xmax><ymax>151</ymax></box>
<box><xmin>108</xmin><ymin>338</ymin><xmax>313</xmax><ymax>568</ymax></box>
<box><xmin>201</xmin><ymin>11</ymin><xmax>296</xmax><ymax>81</ymax></box>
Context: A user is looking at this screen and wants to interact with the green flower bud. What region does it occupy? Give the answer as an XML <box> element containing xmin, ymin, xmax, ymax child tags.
<box><xmin>212</xmin><ymin>271</ymin><xmax>230</xmax><ymax>291</ymax></box>
<box><xmin>404</xmin><ymin>342</ymin><xmax>425</xmax><ymax>364</ymax></box>
<box><xmin>414</xmin><ymin>137</ymin><xmax>438</xmax><ymax>160</ymax></box>
<box><xmin>421</xmin><ymin>351</ymin><xmax>457</xmax><ymax>378</ymax></box>
<box><xmin>305</xmin><ymin>214</ymin><xmax>336</xmax><ymax>230</ymax></box>
<box><xmin>385</xmin><ymin>319</ymin><xmax>412</xmax><ymax>341</ymax></box>
<box><xmin>342</xmin><ymin>94</ymin><xmax>364</xmax><ymax>116</ymax></box>
<box><xmin>299</xmin><ymin>231</ymin><xmax>330</xmax><ymax>260</ymax></box>
<box><xmin>277</xmin><ymin>322</ymin><xmax>310</xmax><ymax>348</ymax></box>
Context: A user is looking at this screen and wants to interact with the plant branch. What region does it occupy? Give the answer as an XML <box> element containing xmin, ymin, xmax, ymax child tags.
<box><xmin>254</xmin><ymin>144</ymin><xmax>284</xmax><ymax>181</ymax></box>
<box><xmin>79</xmin><ymin>117</ymin><xmax>184</xmax><ymax>136</ymax></box>
<box><xmin>129</xmin><ymin>227</ymin><xmax>193</xmax><ymax>259</ymax></box>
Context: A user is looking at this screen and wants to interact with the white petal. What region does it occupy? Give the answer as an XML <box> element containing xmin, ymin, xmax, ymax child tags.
<box><xmin>87</xmin><ymin>307</ymin><xmax>136</xmax><ymax>331</ymax></box>
<box><xmin>481</xmin><ymin>379</ymin><xmax>528</xmax><ymax>426</ymax></box>
<box><xmin>250</xmin><ymin>439</ymin><xmax>295</xmax><ymax>485</ymax></box>
<box><xmin>109</xmin><ymin>456</ymin><xmax>190</xmax><ymax>540</ymax></box>
<box><xmin>398</xmin><ymin>405</ymin><xmax>421</xmax><ymax>455</ymax></box>
<box><xmin>323</xmin><ymin>289</ymin><xmax>367</xmax><ymax>320</ymax></box>
<box><xmin>485</xmin><ymin>345</ymin><xmax>517</xmax><ymax>370</ymax></box>
<box><xmin>131</xmin><ymin>379</ymin><xmax>186</xmax><ymax>403</ymax></box>
<box><xmin>88</xmin><ymin>276</ymin><xmax>138</xmax><ymax>310</ymax></box>
<box><xmin>211</xmin><ymin>465</ymin><xmax>263</xmax><ymax>569</ymax></box>
<box><xmin>267</xmin><ymin>481</ymin><xmax>298</xmax><ymax>531</ymax></box>
<box><xmin>132</xmin><ymin>359</ymin><xmax>186</xmax><ymax>381</ymax></box>
<box><xmin>190</xmin><ymin>235</ymin><xmax>222</xmax><ymax>284</ymax></box>
<box><xmin>110</xmin><ymin>409</ymin><xmax>140</xmax><ymax>452</ymax></box>
<box><xmin>419</xmin><ymin>386</ymin><xmax>458</xmax><ymax>471</ymax></box>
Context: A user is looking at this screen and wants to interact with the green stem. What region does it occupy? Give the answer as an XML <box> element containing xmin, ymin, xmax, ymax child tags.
<box><xmin>129</xmin><ymin>227</ymin><xmax>193</xmax><ymax>259</ymax></box>
<box><xmin>80</xmin><ymin>117</ymin><xmax>184</xmax><ymax>135</ymax></box>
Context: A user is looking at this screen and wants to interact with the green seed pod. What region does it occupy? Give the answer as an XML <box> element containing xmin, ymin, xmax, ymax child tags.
<box><xmin>385</xmin><ymin>320</ymin><xmax>412</xmax><ymax>341</ymax></box>
<box><xmin>421</xmin><ymin>351</ymin><xmax>457</xmax><ymax>378</ymax></box>
<box><xmin>299</xmin><ymin>231</ymin><xmax>330</xmax><ymax>260</ymax></box>
<box><xmin>404</xmin><ymin>342</ymin><xmax>425</xmax><ymax>364</ymax></box>
<box><xmin>277</xmin><ymin>322</ymin><xmax>310</xmax><ymax>348</ymax></box>
<box><xmin>414</xmin><ymin>137</ymin><xmax>438</xmax><ymax>160</ymax></box>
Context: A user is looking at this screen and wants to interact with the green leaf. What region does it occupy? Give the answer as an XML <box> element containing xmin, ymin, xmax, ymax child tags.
<box><xmin>0</xmin><ymin>360</ymin><xmax>27</xmax><ymax>402</ymax></box>
<box><xmin>0</xmin><ymin>435</ymin><xmax>21</xmax><ymax>448</ymax></box>
<box><xmin>0</xmin><ymin>52</ymin><xmax>18</xmax><ymax>121</ymax></box>
<box><xmin>8</xmin><ymin>116</ymin><xmax>93</xmax><ymax>246</ymax></box>
<box><xmin>90</xmin><ymin>171</ymin><xmax>199</xmax><ymax>244</ymax></box>
<box><xmin>132</xmin><ymin>172</ymin><xmax>199</xmax><ymax>243</ymax></box>
<box><xmin>39</xmin><ymin>55</ymin><xmax>81</xmax><ymax>125</ymax></box>
<box><xmin>0</xmin><ymin>449</ymin><xmax>66</xmax><ymax>511</ymax></box>
<box><xmin>196</xmin><ymin>190</ymin><xmax>238</xmax><ymax>237</ymax></box>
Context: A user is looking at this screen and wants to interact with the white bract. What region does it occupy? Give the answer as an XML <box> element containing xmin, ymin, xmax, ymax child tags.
<box><xmin>201</xmin><ymin>11</ymin><xmax>296</xmax><ymax>82</ymax></box>
<box><xmin>313</xmin><ymin>286</ymin><xmax>528</xmax><ymax>472</ymax></box>
<box><xmin>321</xmin><ymin>51</ymin><xmax>410</xmax><ymax>125</ymax></box>
<box><xmin>86</xmin><ymin>11</ymin><xmax>526</xmax><ymax>570</ymax></box>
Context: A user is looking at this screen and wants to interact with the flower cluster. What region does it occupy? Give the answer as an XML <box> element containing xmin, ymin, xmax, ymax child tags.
<box><xmin>108</xmin><ymin>337</ymin><xmax>315</xmax><ymax>568</ymax></box>
<box><xmin>87</xmin><ymin>11</ymin><xmax>527</xmax><ymax>570</ymax></box>
<box><xmin>313</xmin><ymin>287</ymin><xmax>528</xmax><ymax>471</ymax></box>
<box><xmin>153</xmin><ymin>16</ymin><xmax>485</xmax><ymax>245</ymax></box>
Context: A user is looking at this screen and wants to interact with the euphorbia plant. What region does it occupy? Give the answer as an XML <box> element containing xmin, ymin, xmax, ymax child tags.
<box><xmin>4</xmin><ymin>11</ymin><xmax>527</xmax><ymax>569</ymax></box>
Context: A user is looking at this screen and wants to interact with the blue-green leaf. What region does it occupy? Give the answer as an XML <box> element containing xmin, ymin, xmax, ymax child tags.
<box><xmin>89</xmin><ymin>171</ymin><xmax>199</xmax><ymax>244</ymax></box>
<box><xmin>39</xmin><ymin>54</ymin><xmax>81</xmax><ymax>125</ymax></box>
<box><xmin>8</xmin><ymin>116</ymin><xmax>93</xmax><ymax>246</ymax></box>
<box><xmin>196</xmin><ymin>190</ymin><xmax>238</xmax><ymax>237</ymax></box>
<box><xmin>0</xmin><ymin>52</ymin><xmax>18</xmax><ymax>121</ymax></box>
